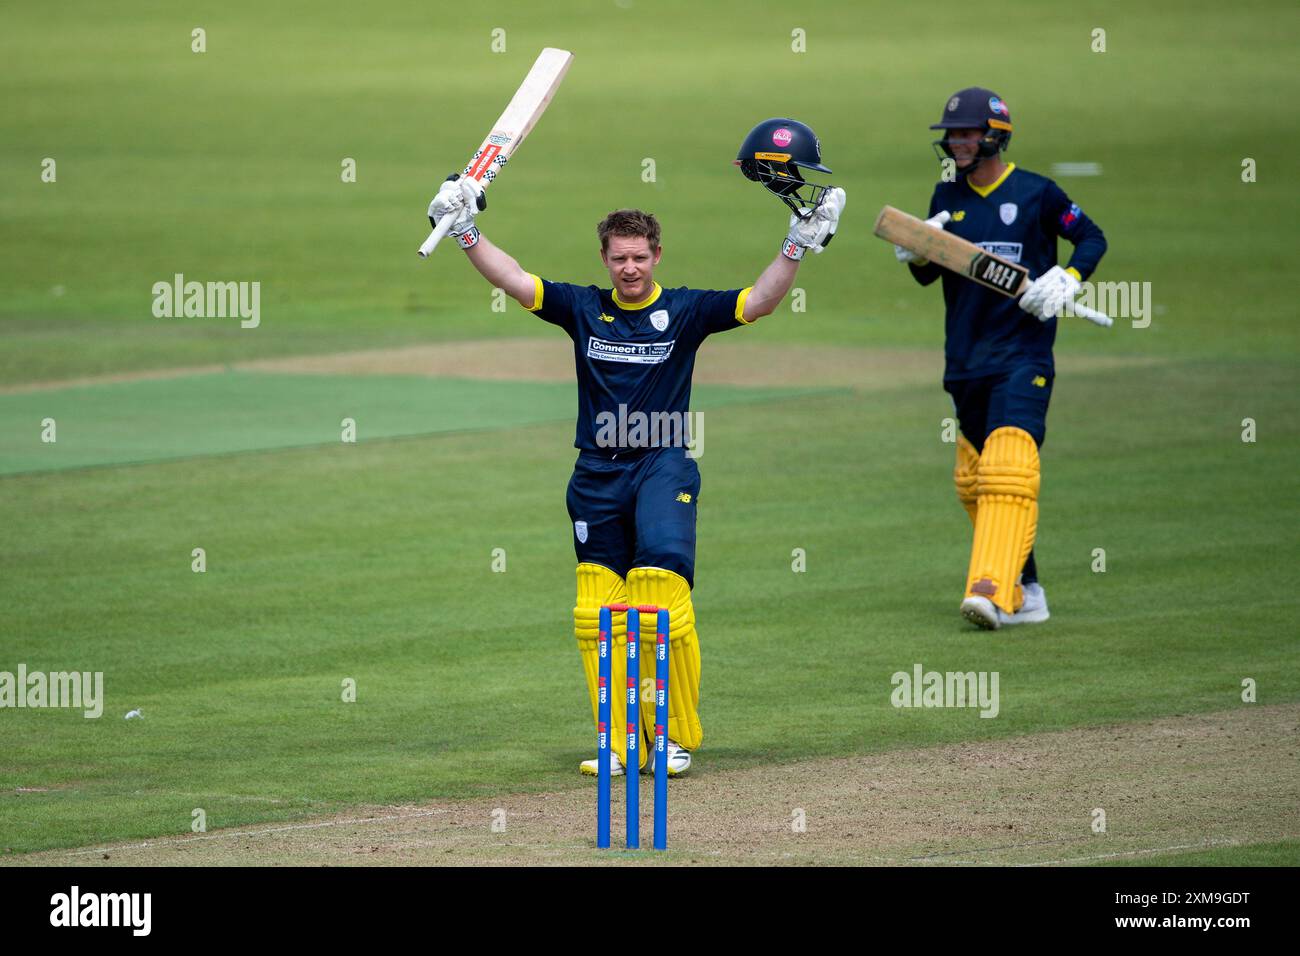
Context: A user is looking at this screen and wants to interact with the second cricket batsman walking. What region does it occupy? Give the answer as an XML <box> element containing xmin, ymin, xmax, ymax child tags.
<box><xmin>895</xmin><ymin>88</ymin><xmax>1107</xmax><ymax>630</ymax></box>
<box><xmin>427</xmin><ymin>118</ymin><xmax>845</xmax><ymax>773</ymax></box>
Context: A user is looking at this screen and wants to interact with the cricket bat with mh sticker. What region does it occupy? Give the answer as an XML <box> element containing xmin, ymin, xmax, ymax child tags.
<box><xmin>873</xmin><ymin>204</ymin><xmax>1112</xmax><ymax>327</ymax></box>
<box><xmin>417</xmin><ymin>47</ymin><xmax>574</xmax><ymax>258</ymax></box>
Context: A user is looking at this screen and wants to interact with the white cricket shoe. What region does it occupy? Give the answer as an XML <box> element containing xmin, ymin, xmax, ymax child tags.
<box><xmin>581</xmin><ymin>741</ymin><xmax>692</xmax><ymax>776</ymax></box>
<box><xmin>580</xmin><ymin>750</ymin><xmax>625</xmax><ymax>777</ymax></box>
<box><xmin>960</xmin><ymin>595</ymin><xmax>1001</xmax><ymax>630</ymax></box>
<box><xmin>644</xmin><ymin>741</ymin><xmax>691</xmax><ymax>777</ymax></box>
<box><xmin>999</xmin><ymin>582</ymin><xmax>1050</xmax><ymax>626</ymax></box>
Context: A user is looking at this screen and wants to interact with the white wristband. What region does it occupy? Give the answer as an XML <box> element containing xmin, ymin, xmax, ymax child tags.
<box><xmin>781</xmin><ymin>238</ymin><xmax>805</xmax><ymax>261</ymax></box>
<box><xmin>456</xmin><ymin>226</ymin><xmax>481</xmax><ymax>250</ymax></box>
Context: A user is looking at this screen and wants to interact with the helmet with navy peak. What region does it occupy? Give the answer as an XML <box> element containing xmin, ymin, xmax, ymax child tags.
<box><xmin>930</xmin><ymin>87</ymin><xmax>1013</xmax><ymax>175</ymax></box>
<box><xmin>735</xmin><ymin>118</ymin><xmax>833</xmax><ymax>216</ymax></box>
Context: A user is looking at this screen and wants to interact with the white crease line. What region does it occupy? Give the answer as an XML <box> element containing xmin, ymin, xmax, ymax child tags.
<box><xmin>63</xmin><ymin>807</ymin><xmax>455</xmax><ymax>857</ymax></box>
<box><xmin>910</xmin><ymin>836</ymin><xmax>1089</xmax><ymax>862</ymax></box>
<box><xmin>1018</xmin><ymin>838</ymin><xmax>1246</xmax><ymax>867</ymax></box>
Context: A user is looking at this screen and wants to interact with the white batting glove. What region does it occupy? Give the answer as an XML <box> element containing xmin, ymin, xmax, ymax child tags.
<box><xmin>1018</xmin><ymin>265</ymin><xmax>1082</xmax><ymax>321</ymax></box>
<box><xmin>428</xmin><ymin>178</ymin><xmax>464</xmax><ymax>223</ymax></box>
<box><xmin>782</xmin><ymin>187</ymin><xmax>847</xmax><ymax>259</ymax></box>
<box><xmin>894</xmin><ymin>210</ymin><xmax>951</xmax><ymax>264</ymax></box>
<box><xmin>427</xmin><ymin>175</ymin><xmax>485</xmax><ymax>238</ymax></box>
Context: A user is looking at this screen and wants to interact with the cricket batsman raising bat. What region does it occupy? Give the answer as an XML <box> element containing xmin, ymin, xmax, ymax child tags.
<box><xmin>889</xmin><ymin>88</ymin><xmax>1108</xmax><ymax>631</ymax></box>
<box><xmin>426</xmin><ymin>110</ymin><xmax>845</xmax><ymax>777</ymax></box>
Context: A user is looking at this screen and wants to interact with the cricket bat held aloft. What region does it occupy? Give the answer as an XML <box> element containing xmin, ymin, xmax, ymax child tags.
<box><xmin>417</xmin><ymin>48</ymin><xmax>574</xmax><ymax>259</ymax></box>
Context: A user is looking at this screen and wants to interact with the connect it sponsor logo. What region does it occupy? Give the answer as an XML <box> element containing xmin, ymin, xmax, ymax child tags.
<box><xmin>586</xmin><ymin>337</ymin><xmax>675</xmax><ymax>365</ymax></box>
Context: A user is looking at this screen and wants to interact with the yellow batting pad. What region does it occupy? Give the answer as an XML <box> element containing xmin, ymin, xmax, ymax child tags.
<box><xmin>965</xmin><ymin>427</ymin><xmax>1039</xmax><ymax>614</ymax></box>
<box><xmin>574</xmin><ymin>563</ymin><xmax>638</xmax><ymax>769</ymax></box>
<box><xmin>627</xmin><ymin>566</ymin><xmax>703</xmax><ymax>751</ymax></box>
<box><xmin>954</xmin><ymin>433</ymin><xmax>980</xmax><ymax>527</ymax></box>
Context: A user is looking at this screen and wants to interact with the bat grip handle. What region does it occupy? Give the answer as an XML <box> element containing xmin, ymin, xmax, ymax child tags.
<box><xmin>1071</xmin><ymin>303</ymin><xmax>1113</xmax><ymax>328</ymax></box>
<box><xmin>417</xmin><ymin>216</ymin><xmax>456</xmax><ymax>259</ymax></box>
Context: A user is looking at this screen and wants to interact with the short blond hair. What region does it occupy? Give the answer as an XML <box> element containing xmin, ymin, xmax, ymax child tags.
<box><xmin>597</xmin><ymin>209</ymin><xmax>661</xmax><ymax>252</ymax></box>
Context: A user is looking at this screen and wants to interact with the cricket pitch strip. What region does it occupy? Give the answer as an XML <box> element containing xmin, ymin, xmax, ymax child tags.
<box><xmin>8</xmin><ymin>704</ymin><xmax>1296</xmax><ymax>867</ymax></box>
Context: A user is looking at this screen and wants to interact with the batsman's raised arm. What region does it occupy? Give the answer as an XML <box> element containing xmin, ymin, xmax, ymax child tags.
<box><xmin>741</xmin><ymin>253</ymin><xmax>799</xmax><ymax>323</ymax></box>
<box><xmin>426</xmin><ymin>175</ymin><xmax>537</xmax><ymax>308</ymax></box>
<box><xmin>463</xmin><ymin>236</ymin><xmax>538</xmax><ymax>308</ymax></box>
<box><xmin>742</xmin><ymin>185</ymin><xmax>846</xmax><ymax>322</ymax></box>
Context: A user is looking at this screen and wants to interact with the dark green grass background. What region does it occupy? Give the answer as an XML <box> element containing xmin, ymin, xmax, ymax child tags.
<box><xmin>2</xmin><ymin>0</ymin><xmax>1297</xmax><ymax>378</ymax></box>
<box><xmin>0</xmin><ymin>374</ymin><xmax>832</xmax><ymax>474</ymax></box>
<box><xmin>1</xmin><ymin>0</ymin><xmax>1297</xmax><ymax>860</ymax></box>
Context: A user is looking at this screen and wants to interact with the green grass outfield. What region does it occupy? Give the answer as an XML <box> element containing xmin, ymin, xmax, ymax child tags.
<box><xmin>1</xmin><ymin>358</ymin><xmax>1296</xmax><ymax>854</ymax></box>
<box><xmin>1</xmin><ymin>0</ymin><xmax>1298</xmax><ymax>861</ymax></box>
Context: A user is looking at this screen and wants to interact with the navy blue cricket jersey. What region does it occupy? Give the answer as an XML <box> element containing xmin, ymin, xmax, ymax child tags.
<box><xmin>525</xmin><ymin>277</ymin><xmax>751</xmax><ymax>451</ymax></box>
<box><xmin>909</xmin><ymin>163</ymin><xmax>1107</xmax><ymax>380</ymax></box>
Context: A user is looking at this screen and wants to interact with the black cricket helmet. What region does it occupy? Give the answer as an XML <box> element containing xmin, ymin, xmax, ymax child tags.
<box><xmin>735</xmin><ymin>118</ymin><xmax>833</xmax><ymax>216</ymax></box>
<box><xmin>930</xmin><ymin>87</ymin><xmax>1013</xmax><ymax>173</ymax></box>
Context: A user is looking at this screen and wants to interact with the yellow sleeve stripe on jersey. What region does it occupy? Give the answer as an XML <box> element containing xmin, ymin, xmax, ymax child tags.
<box><xmin>735</xmin><ymin>287</ymin><xmax>755</xmax><ymax>324</ymax></box>
<box><xmin>524</xmin><ymin>273</ymin><xmax>544</xmax><ymax>312</ymax></box>
<box><xmin>1065</xmin><ymin>267</ymin><xmax>1082</xmax><ymax>282</ymax></box>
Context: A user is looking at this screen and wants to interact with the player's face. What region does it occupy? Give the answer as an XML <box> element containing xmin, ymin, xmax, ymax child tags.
<box><xmin>601</xmin><ymin>235</ymin><xmax>661</xmax><ymax>302</ymax></box>
<box><xmin>946</xmin><ymin>128</ymin><xmax>983</xmax><ymax>167</ymax></box>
